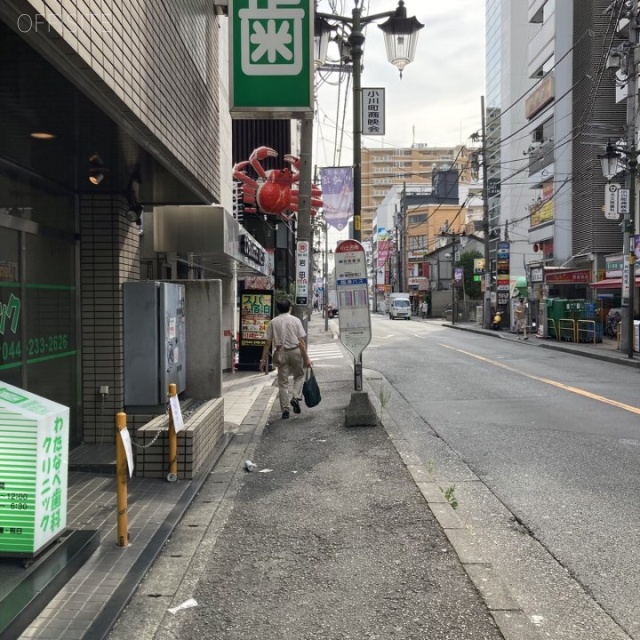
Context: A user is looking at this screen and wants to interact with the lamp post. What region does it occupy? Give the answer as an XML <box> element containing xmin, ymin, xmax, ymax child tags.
<box><xmin>600</xmin><ymin>141</ymin><xmax>637</xmax><ymax>358</ymax></box>
<box><xmin>314</xmin><ymin>1</ymin><xmax>423</xmax><ymax>242</ymax></box>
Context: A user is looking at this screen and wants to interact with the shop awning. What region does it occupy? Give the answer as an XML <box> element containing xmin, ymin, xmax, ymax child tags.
<box><xmin>590</xmin><ymin>277</ymin><xmax>640</xmax><ymax>289</ymax></box>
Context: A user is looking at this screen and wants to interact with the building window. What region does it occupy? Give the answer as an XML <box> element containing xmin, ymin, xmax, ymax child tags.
<box><xmin>408</xmin><ymin>214</ymin><xmax>427</xmax><ymax>224</ymax></box>
<box><xmin>409</xmin><ymin>235</ymin><xmax>427</xmax><ymax>250</ymax></box>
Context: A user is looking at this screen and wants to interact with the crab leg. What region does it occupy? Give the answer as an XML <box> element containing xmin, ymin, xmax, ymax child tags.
<box><xmin>249</xmin><ymin>146</ymin><xmax>278</xmax><ymax>180</ymax></box>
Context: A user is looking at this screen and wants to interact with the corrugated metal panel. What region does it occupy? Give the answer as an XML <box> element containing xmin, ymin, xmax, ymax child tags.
<box><xmin>572</xmin><ymin>0</ymin><xmax>626</xmax><ymax>256</ymax></box>
<box><xmin>232</xmin><ymin>120</ymin><xmax>292</xmax><ymax>170</ymax></box>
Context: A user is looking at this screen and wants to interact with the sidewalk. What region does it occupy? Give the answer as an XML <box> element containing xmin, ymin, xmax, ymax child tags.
<box><xmin>5</xmin><ymin>313</ymin><xmax>632</xmax><ymax>639</ymax></box>
<box><xmin>441</xmin><ymin>317</ymin><xmax>640</xmax><ymax>368</ymax></box>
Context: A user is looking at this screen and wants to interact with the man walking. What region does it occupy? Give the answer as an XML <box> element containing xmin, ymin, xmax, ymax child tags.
<box><xmin>259</xmin><ymin>299</ymin><xmax>312</xmax><ymax>419</ymax></box>
<box><xmin>514</xmin><ymin>297</ymin><xmax>528</xmax><ymax>340</ymax></box>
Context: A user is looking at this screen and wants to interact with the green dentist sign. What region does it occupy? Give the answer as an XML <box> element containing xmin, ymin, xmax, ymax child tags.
<box><xmin>0</xmin><ymin>382</ymin><xmax>69</xmax><ymax>557</ymax></box>
<box><xmin>230</xmin><ymin>0</ymin><xmax>313</xmax><ymax>115</ymax></box>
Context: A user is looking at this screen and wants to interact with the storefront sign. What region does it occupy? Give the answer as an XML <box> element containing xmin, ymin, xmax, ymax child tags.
<box><xmin>604</xmin><ymin>183</ymin><xmax>620</xmax><ymax>219</ymax></box>
<box><xmin>240</xmin><ymin>291</ymin><xmax>273</xmax><ymax>346</ymax></box>
<box><xmin>496</xmin><ymin>242</ymin><xmax>510</xmax><ymax>304</ymax></box>
<box><xmin>408</xmin><ymin>277</ymin><xmax>428</xmax><ymax>289</ymax></box>
<box><xmin>240</xmin><ymin>234</ymin><xmax>266</xmax><ymax>265</ymax></box>
<box><xmin>545</xmin><ymin>269</ymin><xmax>591</xmax><ymax>284</ymax></box>
<box><xmin>296</xmin><ymin>241</ymin><xmax>309</xmax><ymax>305</ymax></box>
<box><xmin>362</xmin><ymin>88</ymin><xmax>385</xmax><ymax>135</ymax></box>
<box><xmin>230</xmin><ymin>0</ymin><xmax>313</xmax><ymax>115</ymax></box>
<box><xmin>335</xmin><ymin>240</ymin><xmax>371</xmax><ymax>359</ymax></box>
<box><xmin>525</xmin><ymin>74</ymin><xmax>554</xmax><ymax>119</ymax></box>
<box><xmin>623</xmin><ymin>255</ymin><xmax>630</xmax><ymax>303</ymax></box>
<box><xmin>0</xmin><ymin>383</ymin><xmax>69</xmax><ymax>556</ymax></box>
<box><xmin>530</xmin><ymin>267</ymin><xmax>544</xmax><ymax>283</ymax></box>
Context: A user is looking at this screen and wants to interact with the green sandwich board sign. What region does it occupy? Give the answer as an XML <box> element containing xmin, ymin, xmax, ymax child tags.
<box><xmin>0</xmin><ymin>383</ymin><xmax>69</xmax><ymax>557</ymax></box>
<box><xmin>230</xmin><ymin>0</ymin><xmax>313</xmax><ymax>116</ymax></box>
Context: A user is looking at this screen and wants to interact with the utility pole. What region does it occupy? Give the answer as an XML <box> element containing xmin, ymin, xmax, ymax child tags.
<box><xmin>624</xmin><ymin>7</ymin><xmax>638</xmax><ymax>357</ymax></box>
<box><xmin>402</xmin><ymin>182</ymin><xmax>408</xmax><ymax>294</ymax></box>
<box><xmin>295</xmin><ymin>116</ymin><xmax>314</xmax><ymax>325</ymax></box>
<box><xmin>481</xmin><ymin>96</ymin><xmax>492</xmax><ymax>330</ymax></box>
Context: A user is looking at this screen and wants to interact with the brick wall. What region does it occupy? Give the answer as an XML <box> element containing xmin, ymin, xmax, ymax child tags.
<box><xmin>80</xmin><ymin>193</ymin><xmax>140</xmax><ymax>443</ymax></box>
<box><xmin>134</xmin><ymin>398</ymin><xmax>225</xmax><ymax>479</ymax></box>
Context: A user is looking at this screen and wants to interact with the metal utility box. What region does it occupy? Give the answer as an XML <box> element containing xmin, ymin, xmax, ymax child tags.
<box><xmin>124</xmin><ymin>282</ymin><xmax>186</xmax><ymax>409</ymax></box>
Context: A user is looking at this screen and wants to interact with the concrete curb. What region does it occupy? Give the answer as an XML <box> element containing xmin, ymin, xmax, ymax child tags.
<box><xmin>363</xmin><ymin>370</ymin><xmax>544</xmax><ymax>640</ymax></box>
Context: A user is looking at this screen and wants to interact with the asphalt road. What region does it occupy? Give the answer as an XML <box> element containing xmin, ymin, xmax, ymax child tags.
<box><xmin>365</xmin><ymin>314</ymin><xmax>640</xmax><ymax>640</ymax></box>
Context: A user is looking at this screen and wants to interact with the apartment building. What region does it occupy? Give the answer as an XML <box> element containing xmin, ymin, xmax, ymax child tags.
<box><xmin>485</xmin><ymin>0</ymin><xmax>536</xmax><ymax>292</ymax></box>
<box><xmin>362</xmin><ymin>144</ymin><xmax>473</xmax><ymax>243</ymax></box>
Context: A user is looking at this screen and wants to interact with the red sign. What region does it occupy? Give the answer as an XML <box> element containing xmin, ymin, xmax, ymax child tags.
<box><xmin>545</xmin><ymin>269</ymin><xmax>591</xmax><ymax>284</ymax></box>
<box><xmin>336</xmin><ymin>240</ymin><xmax>364</xmax><ymax>253</ymax></box>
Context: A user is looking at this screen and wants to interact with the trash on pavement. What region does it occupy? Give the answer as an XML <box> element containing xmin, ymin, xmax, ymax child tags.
<box><xmin>168</xmin><ymin>598</ymin><xmax>198</xmax><ymax>614</ymax></box>
<box><xmin>245</xmin><ymin>460</ymin><xmax>257</xmax><ymax>471</ymax></box>
<box><xmin>258</xmin><ymin>468</ymin><xmax>273</xmax><ymax>473</ymax></box>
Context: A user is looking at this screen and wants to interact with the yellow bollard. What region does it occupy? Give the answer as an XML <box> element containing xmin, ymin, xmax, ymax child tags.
<box><xmin>115</xmin><ymin>412</ymin><xmax>129</xmax><ymax>547</ymax></box>
<box><xmin>167</xmin><ymin>383</ymin><xmax>178</xmax><ymax>482</ymax></box>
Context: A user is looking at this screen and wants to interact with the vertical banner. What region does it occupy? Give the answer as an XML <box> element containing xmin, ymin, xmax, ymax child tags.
<box><xmin>362</xmin><ymin>88</ymin><xmax>385</xmax><ymax>135</ymax></box>
<box><xmin>496</xmin><ymin>241</ymin><xmax>511</xmax><ymax>307</ymax></box>
<box><xmin>296</xmin><ymin>240</ymin><xmax>309</xmax><ymax>305</ymax></box>
<box><xmin>319</xmin><ymin>167</ymin><xmax>353</xmax><ymax>231</ymax></box>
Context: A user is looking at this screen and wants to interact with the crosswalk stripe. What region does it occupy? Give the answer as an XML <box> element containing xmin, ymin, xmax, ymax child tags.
<box><xmin>308</xmin><ymin>344</ymin><xmax>345</xmax><ymax>361</ymax></box>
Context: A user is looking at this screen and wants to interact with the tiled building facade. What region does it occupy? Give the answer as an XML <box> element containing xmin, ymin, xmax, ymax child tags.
<box><xmin>0</xmin><ymin>3</ymin><xmax>262</xmax><ymax>447</ymax></box>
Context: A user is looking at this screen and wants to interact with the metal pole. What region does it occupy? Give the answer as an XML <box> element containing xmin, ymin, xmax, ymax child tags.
<box><xmin>624</xmin><ymin>12</ymin><xmax>638</xmax><ymax>357</ymax></box>
<box><xmin>451</xmin><ymin>235</ymin><xmax>456</xmax><ymax>325</ymax></box>
<box><xmin>295</xmin><ymin>116</ymin><xmax>314</xmax><ymax>323</ymax></box>
<box><xmin>401</xmin><ymin>182</ymin><xmax>407</xmax><ymax>293</ymax></box>
<box><xmin>628</xmin><ymin>157</ymin><xmax>637</xmax><ymax>357</ymax></box>
<box><xmin>324</xmin><ymin>222</ymin><xmax>329</xmax><ymax>331</ymax></box>
<box><xmin>481</xmin><ymin>96</ymin><xmax>492</xmax><ymax>329</ymax></box>
<box><xmin>350</xmin><ymin>5</ymin><xmax>364</xmax><ymax>242</ymax></box>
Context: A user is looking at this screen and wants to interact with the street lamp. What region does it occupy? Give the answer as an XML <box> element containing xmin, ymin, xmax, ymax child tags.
<box><xmin>314</xmin><ymin>1</ymin><xmax>423</xmax><ymax>242</ymax></box>
<box><xmin>599</xmin><ymin>141</ymin><xmax>637</xmax><ymax>358</ymax></box>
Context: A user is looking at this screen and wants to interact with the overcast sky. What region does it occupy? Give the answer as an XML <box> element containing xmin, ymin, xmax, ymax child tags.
<box><xmin>314</xmin><ymin>0</ymin><xmax>486</xmax><ymax>168</ymax></box>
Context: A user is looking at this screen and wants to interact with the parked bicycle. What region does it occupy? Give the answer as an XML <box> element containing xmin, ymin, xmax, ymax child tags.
<box><xmin>605</xmin><ymin>308</ymin><xmax>622</xmax><ymax>338</ymax></box>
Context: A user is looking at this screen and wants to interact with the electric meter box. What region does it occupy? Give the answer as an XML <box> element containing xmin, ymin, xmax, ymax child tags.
<box><xmin>124</xmin><ymin>282</ymin><xmax>187</xmax><ymax>409</ymax></box>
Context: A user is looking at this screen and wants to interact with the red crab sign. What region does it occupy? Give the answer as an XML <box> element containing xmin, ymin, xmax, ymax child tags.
<box><xmin>233</xmin><ymin>146</ymin><xmax>323</xmax><ymax>221</ymax></box>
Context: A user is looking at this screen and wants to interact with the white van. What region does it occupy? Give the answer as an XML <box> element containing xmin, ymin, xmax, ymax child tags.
<box><xmin>389</xmin><ymin>297</ymin><xmax>411</xmax><ymax>320</ymax></box>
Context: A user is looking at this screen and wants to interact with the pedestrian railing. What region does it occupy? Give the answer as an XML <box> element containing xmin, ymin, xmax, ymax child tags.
<box><xmin>577</xmin><ymin>320</ymin><xmax>597</xmax><ymax>344</ymax></box>
<box><xmin>559</xmin><ymin>318</ymin><xmax>576</xmax><ymax>342</ymax></box>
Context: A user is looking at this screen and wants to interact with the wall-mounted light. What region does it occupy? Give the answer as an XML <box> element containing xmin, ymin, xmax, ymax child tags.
<box><xmin>124</xmin><ymin>167</ymin><xmax>143</xmax><ymax>226</ymax></box>
<box><xmin>88</xmin><ymin>153</ymin><xmax>107</xmax><ymax>185</ymax></box>
<box><xmin>30</xmin><ymin>131</ymin><xmax>57</xmax><ymax>140</ymax></box>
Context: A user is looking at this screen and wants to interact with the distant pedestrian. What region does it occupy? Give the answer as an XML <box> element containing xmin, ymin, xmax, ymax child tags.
<box><xmin>491</xmin><ymin>310</ymin><xmax>502</xmax><ymax>330</ymax></box>
<box><xmin>260</xmin><ymin>299</ymin><xmax>312</xmax><ymax>419</ymax></box>
<box><xmin>420</xmin><ymin>301</ymin><xmax>428</xmax><ymax>319</ymax></box>
<box><xmin>514</xmin><ymin>297</ymin><xmax>528</xmax><ymax>340</ymax></box>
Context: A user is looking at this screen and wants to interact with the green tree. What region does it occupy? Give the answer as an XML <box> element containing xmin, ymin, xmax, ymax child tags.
<box><xmin>456</xmin><ymin>250</ymin><xmax>483</xmax><ymax>300</ymax></box>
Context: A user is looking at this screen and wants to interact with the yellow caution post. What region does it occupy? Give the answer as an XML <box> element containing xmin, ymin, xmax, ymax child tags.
<box><xmin>115</xmin><ymin>412</ymin><xmax>129</xmax><ymax>547</ymax></box>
